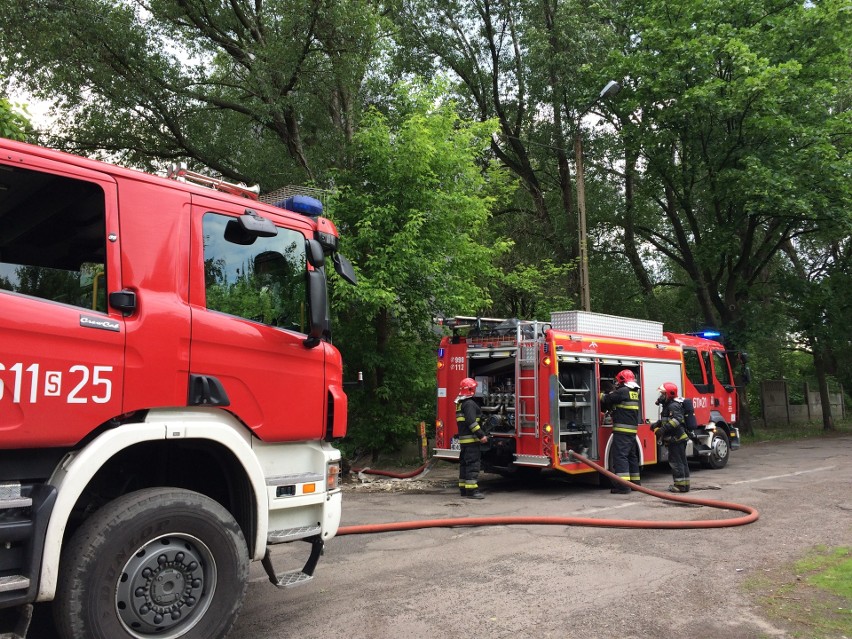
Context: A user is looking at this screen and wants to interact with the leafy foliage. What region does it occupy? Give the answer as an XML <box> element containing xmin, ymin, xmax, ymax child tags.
<box><xmin>328</xmin><ymin>81</ymin><xmax>513</xmax><ymax>453</ymax></box>
<box><xmin>603</xmin><ymin>0</ymin><xmax>852</xmax><ymax>341</ymax></box>
<box><xmin>0</xmin><ymin>94</ymin><xmax>32</xmax><ymax>141</ymax></box>
<box><xmin>0</xmin><ymin>0</ymin><xmax>382</xmax><ymax>185</ymax></box>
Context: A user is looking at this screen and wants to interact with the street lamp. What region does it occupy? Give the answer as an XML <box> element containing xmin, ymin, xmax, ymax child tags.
<box><xmin>575</xmin><ymin>80</ymin><xmax>621</xmax><ymax>312</ymax></box>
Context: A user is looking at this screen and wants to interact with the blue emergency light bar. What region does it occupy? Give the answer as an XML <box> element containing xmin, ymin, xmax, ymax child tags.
<box><xmin>275</xmin><ymin>195</ymin><xmax>324</xmax><ymax>217</ymax></box>
<box><xmin>688</xmin><ymin>330</ymin><xmax>722</xmax><ymax>339</ymax></box>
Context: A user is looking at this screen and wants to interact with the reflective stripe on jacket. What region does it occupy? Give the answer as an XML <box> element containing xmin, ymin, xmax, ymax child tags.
<box><xmin>656</xmin><ymin>400</ymin><xmax>688</xmax><ymax>443</ymax></box>
<box><xmin>601</xmin><ymin>384</ymin><xmax>641</xmax><ymax>434</ymax></box>
<box><xmin>456</xmin><ymin>398</ymin><xmax>484</xmax><ymax>444</ymax></box>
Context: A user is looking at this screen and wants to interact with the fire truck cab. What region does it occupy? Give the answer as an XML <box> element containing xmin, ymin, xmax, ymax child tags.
<box><xmin>435</xmin><ymin>311</ymin><xmax>741</xmax><ymax>478</ymax></box>
<box><xmin>0</xmin><ymin>140</ymin><xmax>356</xmax><ymax>638</ymax></box>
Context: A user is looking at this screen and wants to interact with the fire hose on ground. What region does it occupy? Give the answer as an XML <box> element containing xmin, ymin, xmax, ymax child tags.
<box><xmin>349</xmin><ymin>458</ymin><xmax>435</xmax><ymax>479</ymax></box>
<box><xmin>338</xmin><ymin>451</ymin><xmax>758</xmax><ymax>536</ymax></box>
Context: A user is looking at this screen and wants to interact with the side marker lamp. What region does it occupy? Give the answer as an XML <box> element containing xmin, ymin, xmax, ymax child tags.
<box><xmin>327</xmin><ymin>462</ymin><xmax>341</xmax><ymax>490</ymax></box>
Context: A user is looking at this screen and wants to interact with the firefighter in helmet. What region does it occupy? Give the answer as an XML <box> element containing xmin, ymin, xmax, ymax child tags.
<box><xmin>600</xmin><ymin>369</ymin><xmax>641</xmax><ymax>494</ymax></box>
<box><xmin>456</xmin><ymin>377</ymin><xmax>488</xmax><ymax>499</ymax></box>
<box><xmin>651</xmin><ymin>382</ymin><xmax>690</xmax><ymax>493</ymax></box>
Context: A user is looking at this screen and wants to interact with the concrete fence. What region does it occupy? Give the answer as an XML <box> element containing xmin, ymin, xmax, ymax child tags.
<box><xmin>760</xmin><ymin>380</ymin><xmax>847</xmax><ymax>425</ymax></box>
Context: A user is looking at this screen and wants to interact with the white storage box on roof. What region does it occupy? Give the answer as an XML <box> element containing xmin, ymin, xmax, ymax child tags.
<box><xmin>550</xmin><ymin>311</ymin><xmax>664</xmax><ymax>342</ymax></box>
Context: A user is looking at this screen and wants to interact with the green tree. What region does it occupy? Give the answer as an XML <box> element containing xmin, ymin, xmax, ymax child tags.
<box><xmin>329</xmin><ymin>81</ymin><xmax>512</xmax><ymax>455</ymax></box>
<box><xmin>780</xmin><ymin>235</ymin><xmax>852</xmax><ymax>429</ymax></box>
<box><xmin>388</xmin><ymin>0</ymin><xmax>617</xmax><ymax>312</ymax></box>
<box><xmin>0</xmin><ymin>94</ymin><xmax>32</xmax><ymax>141</ymax></box>
<box><xmin>599</xmin><ymin>0</ymin><xmax>852</xmax><ymax>432</ymax></box>
<box><xmin>604</xmin><ymin>0</ymin><xmax>851</xmax><ymax>332</ymax></box>
<box><xmin>0</xmin><ymin>0</ymin><xmax>382</xmax><ymax>186</ymax></box>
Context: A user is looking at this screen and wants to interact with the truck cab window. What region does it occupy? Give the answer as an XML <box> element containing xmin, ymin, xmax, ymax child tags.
<box><xmin>712</xmin><ymin>350</ymin><xmax>734</xmax><ymax>387</ymax></box>
<box><xmin>684</xmin><ymin>347</ymin><xmax>714</xmax><ymax>393</ymax></box>
<box><xmin>0</xmin><ymin>165</ymin><xmax>107</xmax><ymax>312</ymax></box>
<box><xmin>202</xmin><ymin>212</ymin><xmax>308</xmax><ymax>332</ymax></box>
<box><xmin>683</xmin><ymin>348</ymin><xmax>705</xmax><ymax>386</ymax></box>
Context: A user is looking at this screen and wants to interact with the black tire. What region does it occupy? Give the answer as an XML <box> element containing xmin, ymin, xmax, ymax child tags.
<box><xmin>54</xmin><ymin>488</ymin><xmax>249</xmax><ymax>639</ymax></box>
<box><xmin>701</xmin><ymin>428</ymin><xmax>730</xmax><ymax>469</ymax></box>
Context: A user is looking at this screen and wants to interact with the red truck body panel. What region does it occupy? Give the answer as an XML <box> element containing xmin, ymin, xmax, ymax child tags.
<box><xmin>0</xmin><ymin>139</ymin><xmax>344</xmax><ymax>448</ymax></box>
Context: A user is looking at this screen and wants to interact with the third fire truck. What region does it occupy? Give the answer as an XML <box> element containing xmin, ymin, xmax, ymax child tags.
<box><xmin>435</xmin><ymin>311</ymin><xmax>742</xmax><ymax>477</ymax></box>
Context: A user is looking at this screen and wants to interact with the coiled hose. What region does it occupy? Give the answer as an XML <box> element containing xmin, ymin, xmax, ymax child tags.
<box><xmin>337</xmin><ymin>451</ymin><xmax>758</xmax><ymax>536</ymax></box>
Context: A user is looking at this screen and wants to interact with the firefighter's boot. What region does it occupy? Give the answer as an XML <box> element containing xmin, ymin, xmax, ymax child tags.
<box><xmin>459</xmin><ymin>486</ymin><xmax>468</xmax><ymax>497</ymax></box>
<box><xmin>611</xmin><ymin>481</ymin><xmax>630</xmax><ymax>494</ymax></box>
<box><xmin>466</xmin><ymin>490</ymin><xmax>485</xmax><ymax>500</ymax></box>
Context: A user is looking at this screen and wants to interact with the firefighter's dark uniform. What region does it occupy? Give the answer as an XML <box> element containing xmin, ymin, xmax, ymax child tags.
<box><xmin>652</xmin><ymin>399</ymin><xmax>690</xmax><ymax>492</ymax></box>
<box><xmin>456</xmin><ymin>397</ymin><xmax>486</xmax><ymax>497</ymax></box>
<box><xmin>600</xmin><ymin>383</ymin><xmax>641</xmax><ymax>492</ymax></box>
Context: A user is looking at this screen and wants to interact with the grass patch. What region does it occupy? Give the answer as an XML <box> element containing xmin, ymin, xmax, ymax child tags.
<box><xmin>742</xmin><ymin>418</ymin><xmax>852</xmax><ymax>445</ymax></box>
<box><xmin>745</xmin><ymin>546</ymin><xmax>852</xmax><ymax>638</ymax></box>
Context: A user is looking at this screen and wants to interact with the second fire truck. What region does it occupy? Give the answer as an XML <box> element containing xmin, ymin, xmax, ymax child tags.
<box><xmin>435</xmin><ymin>311</ymin><xmax>742</xmax><ymax>477</ymax></box>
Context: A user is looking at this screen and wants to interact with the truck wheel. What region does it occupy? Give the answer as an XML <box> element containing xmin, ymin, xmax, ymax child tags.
<box><xmin>702</xmin><ymin>429</ymin><xmax>730</xmax><ymax>469</ymax></box>
<box><xmin>54</xmin><ymin>488</ymin><xmax>249</xmax><ymax>639</ymax></box>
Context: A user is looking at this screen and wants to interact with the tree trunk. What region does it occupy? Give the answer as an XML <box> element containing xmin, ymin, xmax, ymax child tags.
<box><xmin>737</xmin><ymin>387</ymin><xmax>754</xmax><ymax>437</ymax></box>
<box><xmin>813</xmin><ymin>343</ymin><xmax>835</xmax><ymax>431</ymax></box>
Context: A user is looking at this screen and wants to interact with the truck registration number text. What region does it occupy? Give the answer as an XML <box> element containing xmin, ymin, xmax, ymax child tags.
<box><xmin>0</xmin><ymin>362</ymin><xmax>114</xmax><ymax>404</ymax></box>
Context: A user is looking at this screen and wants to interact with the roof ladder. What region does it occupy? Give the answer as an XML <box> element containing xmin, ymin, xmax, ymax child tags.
<box><xmin>166</xmin><ymin>163</ymin><xmax>260</xmax><ymax>200</ymax></box>
<box><xmin>514</xmin><ymin>322</ymin><xmax>540</xmax><ymax>437</ymax></box>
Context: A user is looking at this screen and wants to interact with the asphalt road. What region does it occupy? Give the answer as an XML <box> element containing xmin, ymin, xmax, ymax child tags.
<box><xmin>28</xmin><ymin>434</ymin><xmax>852</xmax><ymax>638</ymax></box>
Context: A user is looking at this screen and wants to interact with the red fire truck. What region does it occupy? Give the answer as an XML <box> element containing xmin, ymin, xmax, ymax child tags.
<box><xmin>435</xmin><ymin>312</ymin><xmax>742</xmax><ymax>478</ymax></box>
<box><xmin>0</xmin><ymin>140</ymin><xmax>356</xmax><ymax>638</ymax></box>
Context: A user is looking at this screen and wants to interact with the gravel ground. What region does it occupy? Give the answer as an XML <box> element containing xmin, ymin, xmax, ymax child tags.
<box><xmin>24</xmin><ymin>434</ymin><xmax>852</xmax><ymax>639</ymax></box>
<box><xmin>232</xmin><ymin>434</ymin><xmax>852</xmax><ymax>639</ymax></box>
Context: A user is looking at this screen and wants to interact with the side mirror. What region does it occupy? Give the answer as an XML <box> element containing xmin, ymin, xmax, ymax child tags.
<box><xmin>224</xmin><ymin>209</ymin><xmax>278</xmax><ymax>245</ymax></box>
<box><xmin>306</xmin><ymin>239</ymin><xmax>325</xmax><ymax>268</ymax></box>
<box><xmin>333</xmin><ymin>253</ymin><xmax>357</xmax><ymax>285</ymax></box>
<box><xmin>304</xmin><ymin>269</ymin><xmax>329</xmax><ymax>348</ymax></box>
<box><xmin>240</xmin><ymin>209</ymin><xmax>278</xmax><ymax>237</ymax></box>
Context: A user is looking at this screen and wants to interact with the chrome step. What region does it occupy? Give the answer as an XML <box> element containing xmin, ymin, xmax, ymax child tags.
<box><xmin>0</xmin><ymin>484</ymin><xmax>30</xmax><ymax>510</ymax></box>
<box><xmin>0</xmin><ymin>575</ymin><xmax>30</xmax><ymax>594</ymax></box>
<box><xmin>267</xmin><ymin>525</ymin><xmax>322</xmax><ymax>545</ymax></box>
<box><xmin>267</xmin><ymin>570</ymin><xmax>314</xmax><ymax>589</ymax></box>
<box><xmin>0</xmin><ymin>484</ymin><xmax>22</xmax><ymax>500</ymax></box>
<box><xmin>0</xmin><ymin>498</ymin><xmax>32</xmax><ymax>510</ymax></box>
<box><xmin>260</xmin><ymin>538</ymin><xmax>323</xmax><ymax>591</ymax></box>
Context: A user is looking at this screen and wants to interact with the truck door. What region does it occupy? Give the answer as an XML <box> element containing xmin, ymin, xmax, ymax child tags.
<box><xmin>709</xmin><ymin>348</ymin><xmax>737</xmax><ymax>425</ymax></box>
<box><xmin>0</xmin><ymin>159</ymin><xmax>125</xmax><ymax>448</ymax></box>
<box><xmin>681</xmin><ymin>347</ymin><xmax>713</xmax><ymax>424</ymax></box>
<box><xmin>188</xmin><ymin>204</ymin><xmax>326</xmax><ymax>441</ymax></box>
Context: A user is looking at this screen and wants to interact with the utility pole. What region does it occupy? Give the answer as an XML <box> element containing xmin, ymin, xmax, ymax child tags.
<box><xmin>575</xmin><ymin>80</ymin><xmax>621</xmax><ymax>312</ymax></box>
